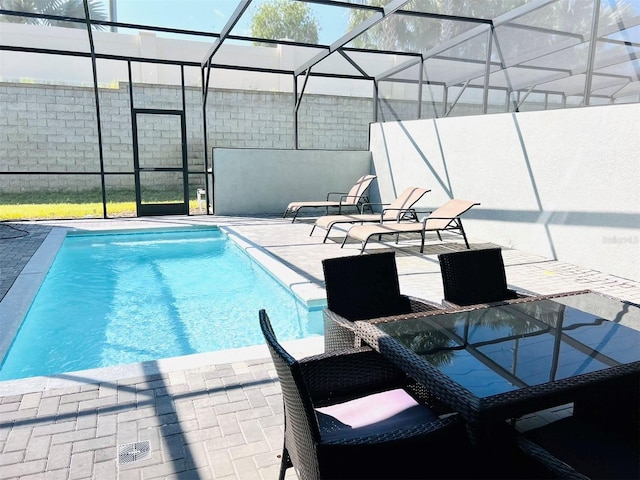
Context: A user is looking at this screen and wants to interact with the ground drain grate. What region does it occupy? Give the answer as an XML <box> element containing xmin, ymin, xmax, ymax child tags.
<box><xmin>118</xmin><ymin>441</ymin><xmax>151</xmax><ymax>465</ymax></box>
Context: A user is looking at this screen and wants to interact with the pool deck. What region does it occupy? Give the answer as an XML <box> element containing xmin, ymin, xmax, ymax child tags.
<box><xmin>0</xmin><ymin>215</ymin><xmax>639</xmax><ymax>479</ymax></box>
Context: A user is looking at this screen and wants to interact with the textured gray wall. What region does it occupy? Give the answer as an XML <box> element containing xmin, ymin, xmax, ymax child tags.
<box><xmin>211</xmin><ymin>148</ymin><xmax>373</xmax><ymax>215</ymax></box>
<box><xmin>369</xmin><ymin>103</ymin><xmax>640</xmax><ymax>282</ymax></box>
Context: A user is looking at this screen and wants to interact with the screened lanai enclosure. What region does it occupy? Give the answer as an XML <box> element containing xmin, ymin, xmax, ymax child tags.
<box><xmin>0</xmin><ymin>0</ymin><xmax>639</xmax><ymax>219</ymax></box>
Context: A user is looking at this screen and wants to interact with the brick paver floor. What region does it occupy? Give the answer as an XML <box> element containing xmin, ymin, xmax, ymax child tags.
<box><xmin>1</xmin><ymin>215</ymin><xmax>638</xmax><ymax>479</ymax></box>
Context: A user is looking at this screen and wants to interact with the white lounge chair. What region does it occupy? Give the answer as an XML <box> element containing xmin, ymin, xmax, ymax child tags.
<box><xmin>310</xmin><ymin>186</ymin><xmax>431</xmax><ymax>243</ymax></box>
<box><xmin>282</xmin><ymin>174</ymin><xmax>376</xmax><ymax>223</ymax></box>
<box><xmin>341</xmin><ymin>199</ymin><xmax>480</xmax><ymax>253</ymax></box>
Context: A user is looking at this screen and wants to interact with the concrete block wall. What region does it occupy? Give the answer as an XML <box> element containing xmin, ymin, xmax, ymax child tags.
<box><xmin>1</xmin><ymin>82</ymin><xmax>374</xmax><ymax>193</ymax></box>
<box><xmin>1</xmin><ymin>79</ymin><xmax>520</xmax><ymax>194</ymax></box>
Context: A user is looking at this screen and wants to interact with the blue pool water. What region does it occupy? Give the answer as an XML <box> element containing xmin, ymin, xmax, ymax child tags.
<box><xmin>0</xmin><ymin>228</ymin><xmax>323</xmax><ymax>381</ymax></box>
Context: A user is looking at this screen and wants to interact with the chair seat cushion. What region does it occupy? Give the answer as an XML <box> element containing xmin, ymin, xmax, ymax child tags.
<box><xmin>316</xmin><ymin>388</ymin><xmax>439</xmax><ymax>442</ymax></box>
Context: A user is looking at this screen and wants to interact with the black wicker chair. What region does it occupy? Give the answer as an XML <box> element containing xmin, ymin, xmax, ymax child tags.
<box><xmin>517</xmin><ymin>374</ymin><xmax>639</xmax><ymax>480</ymax></box>
<box><xmin>438</xmin><ymin>247</ymin><xmax>530</xmax><ymax>307</ymax></box>
<box><xmin>259</xmin><ymin>309</ymin><xmax>470</xmax><ymax>480</ymax></box>
<box><xmin>516</xmin><ymin>414</ymin><xmax>639</xmax><ymax>479</ymax></box>
<box><xmin>322</xmin><ymin>251</ymin><xmax>441</xmax><ymax>351</ymax></box>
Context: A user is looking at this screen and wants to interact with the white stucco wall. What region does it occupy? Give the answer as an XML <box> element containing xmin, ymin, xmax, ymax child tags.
<box><xmin>211</xmin><ymin>149</ymin><xmax>373</xmax><ymax>215</ymax></box>
<box><xmin>369</xmin><ymin>103</ymin><xmax>640</xmax><ymax>282</ymax></box>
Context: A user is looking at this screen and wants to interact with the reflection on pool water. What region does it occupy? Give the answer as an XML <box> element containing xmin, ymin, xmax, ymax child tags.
<box><xmin>0</xmin><ymin>227</ymin><xmax>323</xmax><ymax>381</ymax></box>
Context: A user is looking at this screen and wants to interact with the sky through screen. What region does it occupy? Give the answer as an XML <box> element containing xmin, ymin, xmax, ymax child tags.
<box><xmin>113</xmin><ymin>0</ymin><xmax>350</xmax><ymax>44</ymax></box>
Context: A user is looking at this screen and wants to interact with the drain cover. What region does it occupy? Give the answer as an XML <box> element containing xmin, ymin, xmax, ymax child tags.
<box><xmin>118</xmin><ymin>441</ymin><xmax>151</xmax><ymax>465</ymax></box>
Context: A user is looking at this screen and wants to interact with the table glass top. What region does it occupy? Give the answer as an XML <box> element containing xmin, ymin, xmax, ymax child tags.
<box><xmin>375</xmin><ymin>293</ymin><xmax>640</xmax><ymax>398</ymax></box>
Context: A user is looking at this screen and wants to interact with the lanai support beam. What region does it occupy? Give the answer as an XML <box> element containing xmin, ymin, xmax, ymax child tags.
<box><xmin>445</xmin><ymin>79</ymin><xmax>471</xmax><ymax>117</ymax></box>
<box><xmin>583</xmin><ymin>0</ymin><xmax>602</xmax><ymax>105</ymax></box>
<box><xmin>82</xmin><ymin>0</ymin><xmax>107</xmax><ymax>218</ymax></box>
<box><xmin>417</xmin><ymin>59</ymin><xmax>424</xmax><ymax>119</ymax></box>
<box><xmin>336</xmin><ymin>49</ymin><xmax>379</xmax><ymax>122</ymax></box>
<box><xmin>201</xmin><ymin>0</ymin><xmax>252</xmax><ymax>100</ymax></box>
<box><xmin>200</xmin><ymin>0</ymin><xmax>252</xmax><ymax>210</ymax></box>
<box><xmin>373</xmin><ymin>80</ymin><xmax>379</xmax><ymax>122</ymax></box>
<box><xmin>376</xmin><ymin>56</ymin><xmax>424</xmax><ymax>120</ymax></box>
<box><xmin>294</xmin><ymin>0</ymin><xmax>412</xmax><ymax>77</ymax></box>
<box><xmin>201</xmin><ymin>0</ymin><xmax>252</xmax><ymax>69</ymax></box>
<box><xmin>482</xmin><ymin>27</ymin><xmax>494</xmax><ymax>114</ymax></box>
<box><xmin>376</xmin><ymin>56</ymin><xmax>423</xmax><ymax>82</ymax></box>
<box><xmin>293</xmin><ymin>68</ymin><xmax>312</xmax><ymax>149</ymax></box>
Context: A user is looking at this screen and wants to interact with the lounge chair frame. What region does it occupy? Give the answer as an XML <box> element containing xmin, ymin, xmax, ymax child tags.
<box><xmin>282</xmin><ymin>174</ymin><xmax>376</xmax><ymax>223</ymax></box>
<box><xmin>341</xmin><ymin>200</ymin><xmax>480</xmax><ymax>254</ymax></box>
<box><xmin>310</xmin><ymin>186</ymin><xmax>430</xmax><ymax>243</ymax></box>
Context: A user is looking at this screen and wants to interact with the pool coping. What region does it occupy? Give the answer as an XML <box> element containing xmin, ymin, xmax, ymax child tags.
<box><xmin>0</xmin><ymin>227</ymin><xmax>67</xmax><ymax>364</ymax></box>
<box><xmin>0</xmin><ymin>225</ymin><xmax>326</xmax><ymax>395</ymax></box>
<box><xmin>221</xmin><ymin>225</ymin><xmax>326</xmax><ymax>308</ymax></box>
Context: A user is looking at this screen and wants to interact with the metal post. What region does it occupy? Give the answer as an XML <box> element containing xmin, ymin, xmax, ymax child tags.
<box><xmin>417</xmin><ymin>58</ymin><xmax>424</xmax><ymax>119</ymax></box>
<box><xmin>108</xmin><ymin>0</ymin><xmax>117</xmax><ymax>32</ymax></box>
<box><xmin>442</xmin><ymin>86</ymin><xmax>448</xmax><ymax>117</ymax></box>
<box><xmin>293</xmin><ymin>75</ymin><xmax>298</xmax><ymax>149</ymax></box>
<box><xmin>293</xmin><ymin>69</ymin><xmax>312</xmax><ymax>150</ymax></box>
<box><xmin>201</xmin><ymin>67</ymin><xmax>211</xmax><ymax>215</ymax></box>
<box><xmin>583</xmin><ymin>0</ymin><xmax>602</xmax><ymax>106</ymax></box>
<box><xmin>82</xmin><ymin>0</ymin><xmax>107</xmax><ymax>218</ymax></box>
<box><xmin>373</xmin><ymin>80</ymin><xmax>379</xmax><ymax>122</ymax></box>
<box><xmin>482</xmin><ymin>27</ymin><xmax>494</xmax><ymax>114</ymax></box>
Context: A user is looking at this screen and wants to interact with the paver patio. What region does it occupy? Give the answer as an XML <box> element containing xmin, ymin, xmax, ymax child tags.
<box><xmin>1</xmin><ymin>216</ymin><xmax>638</xmax><ymax>479</ymax></box>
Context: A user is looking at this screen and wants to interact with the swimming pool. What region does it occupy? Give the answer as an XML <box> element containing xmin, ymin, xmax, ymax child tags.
<box><xmin>0</xmin><ymin>227</ymin><xmax>323</xmax><ymax>381</ymax></box>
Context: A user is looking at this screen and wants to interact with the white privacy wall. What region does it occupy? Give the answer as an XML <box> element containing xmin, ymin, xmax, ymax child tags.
<box><xmin>369</xmin><ymin>103</ymin><xmax>640</xmax><ymax>282</ymax></box>
<box><xmin>212</xmin><ymin>149</ymin><xmax>373</xmax><ymax>216</ymax></box>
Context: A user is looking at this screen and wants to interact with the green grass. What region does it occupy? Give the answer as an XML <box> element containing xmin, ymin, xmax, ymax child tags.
<box><xmin>0</xmin><ymin>190</ymin><xmax>201</xmax><ymax>220</ymax></box>
<box><xmin>0</xmin><ymin>202</ymin><xmax>137</xmax><ymax>220</ymax></box>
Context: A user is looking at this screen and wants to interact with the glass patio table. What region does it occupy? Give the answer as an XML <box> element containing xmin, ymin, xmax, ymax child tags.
<box><xmin>353</xmin><ymin>290</ymin><xmax>640</xmax><ymax>438</ymax></box>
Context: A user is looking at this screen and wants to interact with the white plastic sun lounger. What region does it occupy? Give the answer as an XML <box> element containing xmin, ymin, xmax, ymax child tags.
<box><xmin>341</xmin><ymin>199</ymin><xmax>480</xmax><ymax>253</ymax></box>
<box><xmin>310</xmin><ymin>186</ymin><xmax>431</xmax><ymax>243</ymax></box>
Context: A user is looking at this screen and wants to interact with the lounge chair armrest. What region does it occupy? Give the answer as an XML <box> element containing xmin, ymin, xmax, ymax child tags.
<box><xmin>410</xmin><ymin>209</ymin><xmax>434</xmax><ymax>218</ymax></box>
<box><xmin>298</xmin><ymin>347</ymin><xmax>408</xmax><ymax>403</ymax></box>
<box><xmin>358</xmin><ymin>203</ymin><xmax>393</xmax><ymax>221</ymax></box>
<box><xmin>338</xmin><ymin>194</ymin><xmax>362</xmax><ymax>204</ymax></box>
<box><xmin>361</xmin><ymin>202</ymin><xmax>390</xmax><ymax>211</ymax></box>
<box><xmin>411</xmin><ymin>209</ymin><xmax>434</xmax><ymax>214</ymax></box>
<box><xmin>421</xmin><ymin>215</ymin><xmax>460</xmax><ymax>226</ymax></box>
<box><xmin>381</xmin><ymin>207</ymin><xmax>419</xmax><ymax>222</ymax></box>
<box><xmin>326</xmin><ymin>191</ymin><xmax>348</xmax><ymax>201</ymax></box>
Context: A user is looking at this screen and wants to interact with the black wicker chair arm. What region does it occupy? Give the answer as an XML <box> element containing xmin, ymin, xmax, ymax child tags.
<box><xmin>298</xmin><ymin>347</ymin><xmax>408</xmax><ymax>404</ymax></box>
<box><xmin>407</xmin><ymin>296</ymin><xmax>443</xmax><ymax>312</ymax></box>
<box><xmin>516</xmin><ymin>436</ymin><xmax>589</xmax><ymax>479</ymax></box>
<box><xmin>440</xmin><ymin>289</ymin><xmax>528</xmax><ymax>309</ymax></box>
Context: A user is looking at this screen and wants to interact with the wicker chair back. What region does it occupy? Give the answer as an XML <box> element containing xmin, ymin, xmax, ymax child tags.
<box><xmin>322</xmin><ymin>251</ymin><xmax>412</xmax><ymax>321</ymax></box>
<box><xmin>438</xmin><ymin>247</ymin><xmax>519</xmax><ymax>306</ymax></box>
<box><xmin>259</xmin><ymin>310</ymin><xmax>320</xmax><ymax>480</ymax></box>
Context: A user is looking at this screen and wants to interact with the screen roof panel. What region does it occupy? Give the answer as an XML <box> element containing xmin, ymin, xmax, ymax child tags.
<box><xmin>1</xmin><ymin>0</ymin><xmax>639</xmax><ymax>109</ymax></box>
